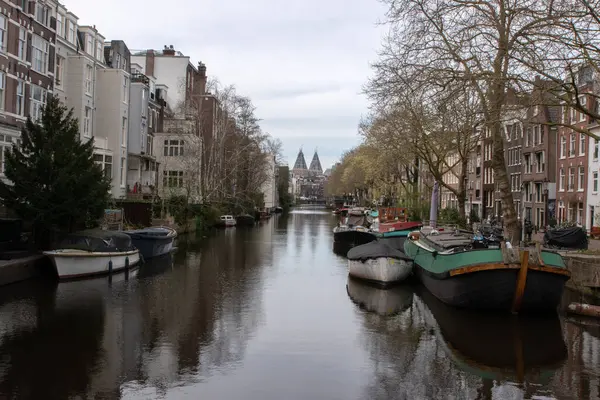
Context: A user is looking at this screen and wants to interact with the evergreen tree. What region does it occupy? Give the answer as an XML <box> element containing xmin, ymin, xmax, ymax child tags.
<box><xmin>0</xmin><ymin>95</ymin><xmax>111</xmax><ymax>249</ymax></box>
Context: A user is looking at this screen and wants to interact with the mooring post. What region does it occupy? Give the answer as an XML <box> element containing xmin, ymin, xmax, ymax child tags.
<box><xmin>108</xmin><ymin>259</ymin><xmax>113</xmax><ymax>283</ymax></box>
<box><xmin>512</xmin><ymin>249</ymin><xmax>530</xmax><ymax>313</ymax></box>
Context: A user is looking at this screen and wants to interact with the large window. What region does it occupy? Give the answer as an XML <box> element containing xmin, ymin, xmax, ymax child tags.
<box><xmin>535</xmin><ymin>151</ymin><xmax>544</xmax><ymax>173</ymax></box>
<box><xmin>83</xmin><ymin>107</ymin><xmax>91</xmax><ymax>137</ymax></box>
<box><xmin>35</xmin><ymin>2</ymin><xmax>50</xmax><ymax>26</ymax></box>
<box><xmin>86</xmin><ymin>34</ymin><xmax>93</xmax><ymax>55</ymax></box>
<box><xmin>163</xmin><ymin>140</ymin><xmax>184</xmax><ymax>156</ymax></box>
<box><xmin>18</xmin><ymin>27</ymin><xmax>27</xmax><ymax>61</ymax></box>
<box><xmin>0</xmin><ymin>15</ymin><xmax>6</xmax><ymax>52</ymax></box>
<box><xmin>68</xmin><ymin>20</ymin><xmax>76</xmax><ymax>44</ymax></box>
<box><xmin>120</xmin><ymin>157</ymin><xmax>126</xmax><ymax>186</ymax></box>
<box><xmin>85</xmin><ymin>65</ymin><xmax>93</xmax><ymax>94</ymax></box>
<box><xmin>580</xmin><ymin>134</ymin><xmax>586</xmax><ymax>156</ymax></box>
<box><xmin>559</xmin><ymin>168</ymin><xmax>565</xmax><ymax>191</ymax></box>
<box><xmin>16</xmin><ymin>81</ymin><xmax>25</xmax><ymax>116</ymax></box>
<box><xmin>55</xmin><ymin>56</ymin><xmax>64</xmax><ymax>87</ymax></box>
<box><xmin>163</xmin><ymin>171</ymin><xmax>184</xmax><ymax>188</ymax></box>
<box><xmin>56</xmin><ymin>13</ymin><xmax>64</xmax><ymax>38</ymax></box>
<box><xmin>30</xmin><ymin>84</ymin><xmax>47</xmax><ymax>122</ymax></box>
<box><xmin>93</xmin><ymin>154</ymin><xmax>112</xmax><ymax>179</ymax></box>
<box><xmin>0</xmin><ymin>71</ymin><xmax>5</xmax><ymax>111</ymax></box>
<box><xmin>0</xmin><ymin>135</ymin><xmax>18</xmax><ymax>175</ymax></box>
<box><xmin>32</xmin><ymin>35</ymin><xmax>49</xmax><ymax>74</ymax></box>
<box><xmin>569</xmin><ymin>167</ymin><xmax>575</xmax><ymax>190</ymax></box>
<box><xmin>595</xmin><ymin>139</ymin><xmax>599</xmax><ymax>160</ymax></box>
<box><xmin>122</xmin><ymin>117</ymin><xmax>127</xmax><ymax>146</ymax></box>
<box><xmin>594</xmin><ymin>172</ymin><xmax>598</xmax><ymax>193</ymax></box>
<box><xmin>579</xmin><ymin>166</ymin><xmax>585</xmax><ymax>191</ymax></box>
<box><xmin>560</xmin><ymin>136</ymin><xmax>566</xmax><ymax>158</ymax></box>
<box><xmin>96</xmin><ymin>41</ymin><xmax>103</xmax><ymax>61</ymax></box>
<box><xmin>570</xmin><ymin>133</ymin><xmax>576</xmax><ymax>156</ymax></box>
<box><xmin>123</xmin><ymin>76</ymin><xmax>129</xmax><ymax>103</ymax></box>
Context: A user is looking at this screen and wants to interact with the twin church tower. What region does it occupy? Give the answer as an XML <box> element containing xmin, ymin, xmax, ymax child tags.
<box><xmin>292</xmin><ymin>148</ymin><xmax>323</xmax><ymax>177</ymax></box>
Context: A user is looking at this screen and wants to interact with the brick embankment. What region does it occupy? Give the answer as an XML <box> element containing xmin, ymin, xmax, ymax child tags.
<box><xmin>0</xmin><ymin>254</ymin><xmax>49</xmax><ymax>287</ymax></box>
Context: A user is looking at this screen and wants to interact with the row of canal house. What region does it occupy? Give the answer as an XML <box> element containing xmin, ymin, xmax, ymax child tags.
<box><xmin>0</xmin><ymin>0</ymin><xmax>278</xmax><ymax>207</ymax></box>
<box><xmin>442</xmin><ymin>70</ymin><xmax>600</xmax><ymax>231</ymax></box>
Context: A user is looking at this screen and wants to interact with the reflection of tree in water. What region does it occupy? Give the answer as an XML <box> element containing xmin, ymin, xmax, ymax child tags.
<box><xmin>355</xmin><ymin>283</ymin><xmax>567</xmax><ymax>400</ymax></box>
<box><xmin>0</xmin><ymin>283</ymin><xmax>105</xmax><ymax>400</ymax></box>
<box><xmin>133</xmin><ymin>226</ymin><xmax>267</xmax><ymax>391</ymax></box>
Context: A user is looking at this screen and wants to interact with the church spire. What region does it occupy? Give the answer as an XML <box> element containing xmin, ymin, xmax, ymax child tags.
<box><xmin>309</xmin><ymin>149</ymin><xmax>323</xmax><ymax>175</ymax></box>
<box><xmin>293</xmin><ymin>148</ymin><xmax>308</xmax><ymax>171</ymax></box>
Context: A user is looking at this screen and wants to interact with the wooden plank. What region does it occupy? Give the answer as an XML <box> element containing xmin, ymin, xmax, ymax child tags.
<box><xmin>449</xmin><ymin>263</ymin><xmax>521</xmax><ymax>276</ymax></box>
<box><xmin>512</xmin><ymin>250</ymin><xmax>530</xmax><ymax>313</ymax></box>
<box><xmin>535</xmin><ymin>242</ymin><xmax>545</xmax><ymax>266</ymax></box>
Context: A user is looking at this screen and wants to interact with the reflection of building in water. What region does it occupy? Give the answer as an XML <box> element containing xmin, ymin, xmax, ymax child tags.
<box><xmin>553</xmin><ymin>321</ymin><xmax>600</xmax><ymax>399</ymax></box>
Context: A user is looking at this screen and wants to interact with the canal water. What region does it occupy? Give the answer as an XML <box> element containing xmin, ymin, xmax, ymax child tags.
<box><xmin>0</xmin><ymin>207</ymin><xmax>598</xmax><ymax>399</ymax></box>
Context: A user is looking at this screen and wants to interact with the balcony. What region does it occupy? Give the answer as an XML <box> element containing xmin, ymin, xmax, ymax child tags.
<box><xmin>126</xmin><ymin>183</ymin><xmax>156</xmax><ymax>201</ymax></box>
<box><xmin>131</xmin><ymin>72</ymin><xmax>150</xmax><ymax>85</ymax></box>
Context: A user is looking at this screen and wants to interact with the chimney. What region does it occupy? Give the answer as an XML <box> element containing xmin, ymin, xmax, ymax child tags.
<box><xmin>163</xmin><ymin>45</ymin><xmax>175</xmax><ymax>56</ymax></box>
<box><xmin>146</xmin><ymin>49</ymin><xmax>155</xmax><ymax>77</ymax></box>
<box><xmin>197</xmin><ymin>62</ymin><xmax>207</xmax><ymax>95</ymax></box>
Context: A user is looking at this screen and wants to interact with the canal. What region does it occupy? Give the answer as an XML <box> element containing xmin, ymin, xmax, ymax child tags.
<box><xmin>0</xmin><ymin>207</ymin><xmax>598</xmax><ymax>399</ymax></box>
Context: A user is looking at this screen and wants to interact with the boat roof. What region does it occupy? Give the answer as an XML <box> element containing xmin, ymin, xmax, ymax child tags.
<box><xmin>421</xmin><ymin>230</ymin><xmax>473</xmax><ymax>251</ymax></box>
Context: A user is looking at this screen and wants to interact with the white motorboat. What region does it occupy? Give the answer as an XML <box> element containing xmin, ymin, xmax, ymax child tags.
<box><xmin>347</xmin><ymin>241</ymin><xmax>413</xmax><ymax>285</ymax></box>
<box><xmin>43</xmin><ymin>230</ymin><xmax>140</xmax><ymax>280</ymax></box>
<box><xmin>219</xmin><ymin>215</ymin><xmax>237</xmax><ymax>227</ymax></box>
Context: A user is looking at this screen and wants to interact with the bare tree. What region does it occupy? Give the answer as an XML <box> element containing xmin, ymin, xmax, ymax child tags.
<box><xmin>367</xmin><ymin>0</ymin><xmax>592</xmax><ymax>242</ymax></box>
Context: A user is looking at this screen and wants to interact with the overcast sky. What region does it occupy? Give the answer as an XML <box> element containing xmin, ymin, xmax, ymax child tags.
<box><xmin>71</xmin><ymin>0</ymin><xmax>387</xmax><ymax>170</ymax></box>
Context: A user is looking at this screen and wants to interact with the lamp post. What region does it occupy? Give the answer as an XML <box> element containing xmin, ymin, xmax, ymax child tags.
<box><xmin>543</xmin><ymin>178</ymin><xmax>549</xmax><ymax>231</ymax></box>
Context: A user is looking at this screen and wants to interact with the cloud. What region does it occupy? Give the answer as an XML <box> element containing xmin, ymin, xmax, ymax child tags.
<box><xmin>69</xmin><ymin>0</ymin><xmax>387</xmax><ymax>167</ymax></box>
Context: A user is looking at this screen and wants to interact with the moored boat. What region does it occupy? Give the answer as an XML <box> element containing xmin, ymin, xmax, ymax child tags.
<box><xmin>404</xmin><ymin>228</ymin><xmax>571</xmax><ymax>313</ymax></box>
<box><xmin>43</xmin><ymin>230</ymin><xmax>140</xmax><ymax>280</ymax></box>
<box><xmin>123</xmin><ymin>226</ymin><xmax>177</xmax><ymax>259</ymax></box>
<box><xmin>219</xmin><ymin>215</ymin><xmax>237</xmax><ymax>227</ymax></box>
<box><xmin>236</xmin><ymin>214</ymin><xmax>256</xmax><ymax>227</ymax></box>
<box><xmin>347</xmin><ymin>241</ymin><xmax>413</xmax><ymax>285</ymax></box>
<box><xmin>333</xmin><ymin>208</ymin><xmax>377</xmax><ymax>251</ymax></box>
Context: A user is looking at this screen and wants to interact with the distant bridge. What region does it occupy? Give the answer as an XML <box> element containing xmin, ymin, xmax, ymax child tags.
<box><xmin>296</xmin><ymin>198</ymin><xmax>327</xmax><ymax>205</ymax></box>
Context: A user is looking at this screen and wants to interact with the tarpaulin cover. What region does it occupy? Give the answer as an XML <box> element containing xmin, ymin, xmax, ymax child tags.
<box><xmin>347</xmin><ymin>241</ymin><xmax>411</xmax><ymax>261</ymax></box>
<box><xmin>543</xmin><ymin>227</ymin><xmax>588</xmax><ymax>250</ymax></box>
<box><xmin>56</xmin><ymin>229</ymin><xmax>136</xmax><ymax>252</ymax></box>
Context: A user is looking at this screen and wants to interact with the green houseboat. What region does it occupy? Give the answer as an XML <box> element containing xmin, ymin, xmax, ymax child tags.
<box><xmin>404</xmin><ymin>228</ymin><xmax>571</xmax><ymax>313</ymax></box>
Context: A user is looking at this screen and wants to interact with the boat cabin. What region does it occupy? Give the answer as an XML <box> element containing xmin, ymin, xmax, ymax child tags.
<box><xmin>420</xmin><ymin>229</ymin><xmax>474</xmax><ymax>253</ymax></box>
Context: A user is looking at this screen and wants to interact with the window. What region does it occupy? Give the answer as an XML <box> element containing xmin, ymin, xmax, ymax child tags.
<box><xmin>86</xmin><ymin>35</ymin><xmax>93</xmax><ymax>55</ymax></box>
<box><xmin>524</xmin><ymin>153</ymin><xmax>531</xmax><ymax>174</ymax></box>
<box><xmin>535</xmin><ymin>152</ymin><xmax>544</xmax><ymax>173</ymax></box>
<box><xmin>55</xmin><ymin>56</ymin><xmax>64</xmax><ymax>87</ymax></box>
<box><xmin>560</xmin><ymin>136</ymin><xmax>566</xmax><ymax>158</ymax></box>
<box><xmin>525</xmin><ymin>182</ymin><xmax>531</xmax><ymax>202</ymax></box>
<box><xmin>68</xmin><ymin>20</ymin><xmax>76</xmax><ymax>44</ymax></box>
<box><xmin>594</xmin><ymin>172</ymin><xmax>598</xmax><ymax>193</ymax></box>
<box><xmin>559</xmin><ymin>168</ymin><xmax>565</xmax><ymax>191</ymax></box>
<box><xmin>83</xmin><ymin>107</ymin><xmax>91</xmax><ymax>137</ymax></box>
<box><xmin>163</xmin><ymin>171</ymin><xmax>184</xmax><ymax>188</ymax></box>
<box><xmin>35</xmin><ymin>3</ymin><xmax>50</xmax><ymax>26</ymax></box>
<box><xmin>149</xmin><ymin>110</ymin><xmax>154</xmax><ymax>128</ymax></box>
<box><xmin>163</xmin><ymin>140</ymin><xmax>184</xmax><ymax>156</ymax></box>
<box><xmin>0</xmin><ymin>15</ymin><xmax>6</xmax><ymax>52</ymax></box>
<box><xmin>580</xmin><ymin>96</ymin><xmax>587</xmax><ymax>122</ymax></box>
<box><xmin>123</xmin><ymin>76</ymin><xmax>129</xmax><ymax>103</ymax></box>
<box><xmin>569</xmin><ymin>167</ymin><xmax>575</xmax><ymax>190</ymax></box>
<box><xmin>32</xmin><ymin>35</ymin><xmax>50</xmax><ymax>74</ymax></box>
<box><xmin>30</xmin><ymin>85</ymin><xmax>46</xmax><ymax>122</ymax></box>
<box><xmin>85</xmin><ymin>65</ymin><xmax>93</xmax><ymax>94</ymax></box>
<box><xmin>0</xmin><ymin>72</ymin><xmax>4</xmax><ymax>110</ymax></box>
<box><xmin>94</xmin><ymin>154</ymin><xmax>112</xmax><ymax>179</ymax></box>
<box><xmin>18</xmin><ymin>27</ymin><xmax>27</xmax><ymax>61</ymax></box>
<box><xmin>580</xmin><ymin>134</ymin><xmax>586</xmax><ymax>155</ymax></box>
<box><xmin>122</xmin><ymin>117</ymin><xmax>127</xmax><ymax>146</ymax></box>
<box><xmin>96</xmin><ymin>41</ymin><xmax>103</xmax><ymax>61</ymax></box>
<box><xmin>570</xmin><ymin>133</ymin><xmax>576</xmax><ymax>156</ymax></box>
<box><xmin>595</xmin><ymin>139</ymin><xmax>599</xmax><ymax>160</ymax></box>
<box><xmin>579</xmin><ymin>166</ymin><xmax>585</xmax><ymax>191</ymax></box>
<box><xmin>16</xmin><ymin>81</ymin><xmax>24</xmax><ymax>116</ymax></box>
<box><xmin>525</xmin><ymin>128</ymin><xmax>531</xmax><ymax>147</ymax></box>
<box><xmin>120</xmin><ymin>157</ymin><xmax>126</xmax><ymax>186</ymax></box>
<box><xmin>536</xmin><ymin>183</ymin><xmax>542</xmax><ymax>203</ymax></box>
<box><xmin>19</xmin><ymin>0</ymin><xmax>27</xmax><ymax>11</ymax></box>
<box><xmin>56</xmin><ymin>14</ymin><xmax>64</xmax><ymax>38</ymax></box>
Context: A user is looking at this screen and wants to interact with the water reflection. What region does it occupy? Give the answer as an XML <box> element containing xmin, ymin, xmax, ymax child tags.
<box><xmin>0</xmin><ymin>209</ymin><xmax>598</xmax><ymax>399</ymax></box>
<box><xmin>350</xmin><ymin>278</ymin><xmax>569</xmax><ymax>399</ymax></box>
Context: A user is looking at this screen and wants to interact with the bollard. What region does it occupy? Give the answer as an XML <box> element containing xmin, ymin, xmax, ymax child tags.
<box><xmin>108</xmin><ymin>259</ymin><xmax>113</xmax><ymax>284</ymax></box>
<box><xmin>125</xmin><ymin>256</ymin><xmax>129</xmax><ymax>269</ymax></box>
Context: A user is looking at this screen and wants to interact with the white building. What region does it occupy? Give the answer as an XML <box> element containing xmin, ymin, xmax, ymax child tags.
<box><xmin>587</xmin><ymin>125</ymin><xmax>600</xmax><ymax>230</ymax></box>
<box><xmin>261</xmin><ymin>154</ymin><xmax>278</xmax><ymax>210</ymax></box>
<box><xmin>131</xmin><ymin>46</ymin><xmax>199</xmax><ymax>116</ymax></box>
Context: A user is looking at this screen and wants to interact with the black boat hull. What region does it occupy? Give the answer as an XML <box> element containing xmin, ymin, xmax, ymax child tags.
<box><xmin>415</xmin><ymin>266</ymin><xmax>569</xmax><ymax>313</ymax></box>
<box><xmin>333</xmin><ymin>230</ymin><xmax>377</xmax><ymax>247</ymax></box>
